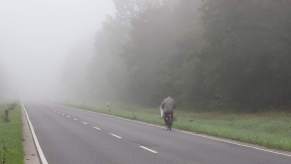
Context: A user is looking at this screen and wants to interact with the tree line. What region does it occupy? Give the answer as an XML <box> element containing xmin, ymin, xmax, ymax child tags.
<box><xmin>66</xmin><ymin>0</ymin><xmax>291</xmax><ymax>111</ymax></box>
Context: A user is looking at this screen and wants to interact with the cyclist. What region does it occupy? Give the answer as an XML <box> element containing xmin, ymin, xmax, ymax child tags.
<box><xmin>160</xmin><ymin>96</ymin><xmax>176</xmax><ymax>130</ymax></box>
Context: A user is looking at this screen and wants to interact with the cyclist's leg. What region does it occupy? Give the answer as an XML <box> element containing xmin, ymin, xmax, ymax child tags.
<box><xmin>168</xmin><ymin>111</ymin><xmax>173</xmax><ymax>130</ymax></box>
<box><xmin>163</xmin><ymin>113</ymin><xmax>167</xmax><ymax>128</ymax></box>
<box><xmin>164</xmin><ymin>112</ymin><xmax>170</xmax><ymax>130</ymax></box>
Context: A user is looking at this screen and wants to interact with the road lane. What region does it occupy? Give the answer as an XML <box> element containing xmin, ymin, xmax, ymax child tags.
<box><xmin>26</xmin><ymin>104</ymin><xmax>160</xmax><ymax>164</ymax></box>
<box><xmin>26</xmin><ymin>104</ymin><xmax>291</xmax><ymax>164</ymax></box>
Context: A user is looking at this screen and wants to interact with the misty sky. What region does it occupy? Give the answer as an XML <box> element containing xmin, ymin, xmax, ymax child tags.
<box><xmin>0</xmin><ymin>0</ymin><xmax>114</xmax><ymax>100</ymax></box>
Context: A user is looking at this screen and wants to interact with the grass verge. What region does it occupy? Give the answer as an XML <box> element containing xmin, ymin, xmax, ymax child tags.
<box><xmin>68</xmin><ymin>103</ymin><xmax>291</xmax><ymax>152</ymax></box>
<box><xmin>0</xmin><ymin>103</ymin><xmax>23</xmax><ymax>164</ymax></box>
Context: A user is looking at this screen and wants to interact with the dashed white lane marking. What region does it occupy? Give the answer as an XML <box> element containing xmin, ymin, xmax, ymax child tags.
<box><xmin>73</xmin><ymin>118</ymin><xmax>78</xmax><ymax>121</ymax></box>
<box><xmin>139</xmin><ymin>145</ymin><xmax>158</xmax><ymax>154</ymax></box>
<box><xmin>66</xmin><ymin>115</ymin><xmax>71</xmax><ymax>118</ymax></box>
<box><xmin>81</xmin><ymin>121</ymin><xmax>89</xmax><ymax>125</ymax></box>
<box><xmin>93</xmin><ymin>126</ymin><xmax>102</xmax><ymax>131</ymax></box>
<box><xmin>110</xmin><ymin>133</ymin><xmax>122</xmax><ymax>139</ymax></box>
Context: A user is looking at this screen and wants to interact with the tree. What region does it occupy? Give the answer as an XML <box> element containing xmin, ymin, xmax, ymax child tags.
<box><xmin>201</xmin><ymin>0</ymin><xmax>291</xmax><ymax>108</ymax></box>
<box><xmin>67</xmin><ymin>0</ymin><xmax>291</xmax><ymax>111</ymax></box>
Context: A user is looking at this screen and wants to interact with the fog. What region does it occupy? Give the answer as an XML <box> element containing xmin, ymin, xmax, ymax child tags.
<box><xmin>1</xmin><ymin>0</ymin><xmax>291</xmax><ymax>110</ymax></box>
<box><xmin>0</xmin><ymin>0</ymin><xmax>114</xmax><ymax>101</ymax></box>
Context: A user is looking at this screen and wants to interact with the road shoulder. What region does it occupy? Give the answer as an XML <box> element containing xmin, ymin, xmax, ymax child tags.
<box><xmin>22</xmin><ymin>108</ymin><xmax>40</xmax><ymax>164</ymax></box>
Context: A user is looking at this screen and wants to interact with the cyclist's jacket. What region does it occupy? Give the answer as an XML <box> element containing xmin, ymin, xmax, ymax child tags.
<box><xmin>160</xmin><ymin>97</ymin><xmax>176</xmax><ymax>113</ymax></box>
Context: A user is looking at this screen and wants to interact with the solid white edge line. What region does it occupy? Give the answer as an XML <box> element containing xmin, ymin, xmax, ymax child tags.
<box><xmin>93</xmin><ymin>126</ymin><xmax>101</xmax><ymax>131</ymax></box>
<box><xmin>110</xmin><ymin>133</ymin><xmax>122</xmax><ymax>139</ymax></box>
<box><xmin>22</xmin><ymin>104</ymin><xmax>49</xmax><ymax>164</ymax></box>
<box><xmin>139</xmin><ymin>145</ymin><xmax>158</xmax><ymax>154</ymax></box>
<box><xmin>179</xmin><ymin>130</ymin><xmax>291</xmax><ymax>157</ymax></box>
<box><xmin>67</xmin><ymin>106</ymin><xmax>291</xmax><ymax>158</ymax></box>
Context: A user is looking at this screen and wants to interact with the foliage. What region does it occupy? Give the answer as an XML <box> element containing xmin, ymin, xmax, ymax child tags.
<box><xmin>69</xmin><ymin>0</ymin><xmax>291</xmax><ymax>111</ymax></box>
<box><xmin>0</xmin><ymin>104</ymin><xmax>23</xmax><ymax>164</ymax></box>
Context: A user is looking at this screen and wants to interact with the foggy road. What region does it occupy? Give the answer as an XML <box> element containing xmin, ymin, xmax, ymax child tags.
<box><xmin>25</xmin><ymin>104</ymin><xmax>291</xmax><ymax>164</ymax></box>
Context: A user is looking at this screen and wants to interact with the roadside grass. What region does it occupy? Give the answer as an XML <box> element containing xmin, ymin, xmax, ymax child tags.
<box><xmin>68</xmin><ymin>103</ymin><xmax>291</xmax><ymax>152</ymax></box>
<box><xmin>0</xmin><ymin>103</ymin><xmax>23</xmax><ymax>164</ymax></box>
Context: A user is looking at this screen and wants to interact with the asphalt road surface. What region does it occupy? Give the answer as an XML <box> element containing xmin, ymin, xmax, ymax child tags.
<box><xmin>25</xmin><ymin>104</ymin><xmax>291</xmax><ymax>164</ymax></box>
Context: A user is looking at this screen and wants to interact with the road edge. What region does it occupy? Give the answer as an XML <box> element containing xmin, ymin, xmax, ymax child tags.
<box><xmin>22</xmin><ymin>106</ymin><xmax>41</xmax><ymax>164</ymax></box>
<box><xmin>65</xmin><ymin>105</ymin><xmax>291</xmax><ymax>158</ymax></box>
<box><xmin>22</xmin><ymin>104</ymin><xmax>48</xmax><ymax>164</ymax></box>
